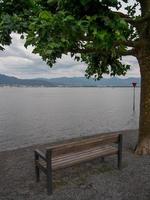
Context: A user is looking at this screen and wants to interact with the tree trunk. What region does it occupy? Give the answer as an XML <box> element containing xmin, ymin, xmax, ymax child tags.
<box><xmin>135</xmin><ymin>49</ymin><xmax>150</xmax><ymax>155</ymax></box>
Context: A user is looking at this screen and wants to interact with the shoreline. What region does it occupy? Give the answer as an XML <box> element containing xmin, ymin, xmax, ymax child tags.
<box><xmin>0</xmin><ymin>129</ymin><xmax>137</xmax><ymax>153</ymax></box>
<box><xmin>0</xmin><ymin>85</ymin><xmax>141</xmax><ymax>88</ymax></box>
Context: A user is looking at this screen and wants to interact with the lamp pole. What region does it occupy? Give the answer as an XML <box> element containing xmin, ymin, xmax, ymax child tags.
<box><xmin>132</xmin><ymin>82</ymin><xmax>137</xmax><ymax>112</ymax></box>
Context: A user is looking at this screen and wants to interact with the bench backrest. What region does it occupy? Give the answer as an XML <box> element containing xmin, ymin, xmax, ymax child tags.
<box><xmin>46</xmin><ymin>133</ymin><xmax>120</xmax><ymax>157</ymax></box>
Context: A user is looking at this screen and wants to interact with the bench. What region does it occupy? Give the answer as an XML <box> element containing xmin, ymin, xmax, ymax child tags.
<box><xmin>34</xmin><ymin>132</ymin><xmax>123</xmax><ymax>195</ymax></box>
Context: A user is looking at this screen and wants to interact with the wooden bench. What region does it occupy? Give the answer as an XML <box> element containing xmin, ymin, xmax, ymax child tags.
<box><xmin>34</xmin><ymin>132</ymin><xmax>123</xmax><ymax>195</ymax></box>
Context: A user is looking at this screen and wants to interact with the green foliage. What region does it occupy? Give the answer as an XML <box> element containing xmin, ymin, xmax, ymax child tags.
<box><xmin>0</xmin><ymin>0</ymin><xmax>140</xmax><ymax>79</ymax></box>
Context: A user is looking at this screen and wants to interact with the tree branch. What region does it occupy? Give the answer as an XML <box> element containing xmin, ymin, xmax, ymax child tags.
<box><xmin>138</xmin><ymin>0</ymin><xmax>150</xmax><ymax>17</ymax></box>
<box><xmin>121</xmin><ymin>49</ymin><xmax>137</xmax><ymax>57</ymax></box>
<box><xmin>135</xmin><ymin>12</ymin><xmax>150</xmax><ymax>23</ymax></box>
<box><xmin>72</xmin><ymin>48</ymin><xmax>96</xmax><ymax>54</ymax></box>
<box><xmin>115</xmin><ymin>40</ymin><xmax>137</xmax><ymax>47</ymax></box>
<box><xmin>72</xmin><ymin>46</ymin><xmax>137</xmax><ymax>57</ymax></box>
<box><xmin>114</xmin><ymin>12</ymin><xmax>137</xmax><ymax>26</ymax></box>
<box><xmin>114</xmin><ymin>11</ymin><xmax>150</xmax><ymax>26</ymax></box>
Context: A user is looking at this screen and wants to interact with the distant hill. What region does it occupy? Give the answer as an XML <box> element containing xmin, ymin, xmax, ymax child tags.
<box><xmin>0</xmin><ymin>74</ymin><xmax>55</xmax><ymax>87</ymax></box>
<box><xmin>45</xmin><ymin>77</ymin><xmax>141</xmax><ymax>87</ymax></box>
<box><xmin>0</xmin><ymin>74</ymin><xmax>140</xmax><ymax>87</ymax></box>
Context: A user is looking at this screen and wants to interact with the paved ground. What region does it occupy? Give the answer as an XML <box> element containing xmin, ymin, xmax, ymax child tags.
<box><xmin>1</xmin><ymin>130</ymin><xmax>150</xmax><ymax>200</ymax></box>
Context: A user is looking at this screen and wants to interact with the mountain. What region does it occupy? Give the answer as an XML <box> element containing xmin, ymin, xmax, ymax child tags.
<box><xmin>0</xmin><ymin>74</ymin><xmax>55</xmax><ymax>87</ymax></box>
<box><xmin>0</xmin><ymin>74</ymin><xmax>140</xmax><ymax>87</ymax></box>
<box><xmin>46</xmin><ymin>77</ymin><xmax>141</xmax><ymax>87</ymax></box>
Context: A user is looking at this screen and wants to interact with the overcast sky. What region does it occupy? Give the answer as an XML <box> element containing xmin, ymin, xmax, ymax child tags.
<box><xmin>0</xmin><ymin>33</ymin><xmax>140</xmax><ymax>79</ymax></box>
<box><xmin>0</xmin><ymin>1</ymin><xmax>140</xmax><ymax>79</ymax></box>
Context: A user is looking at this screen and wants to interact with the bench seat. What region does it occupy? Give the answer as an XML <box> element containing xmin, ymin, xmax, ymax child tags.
<box><xmin>52</xmin><ymin>145</ymin><xmax>117</xmax><ymax>170</ymax></box>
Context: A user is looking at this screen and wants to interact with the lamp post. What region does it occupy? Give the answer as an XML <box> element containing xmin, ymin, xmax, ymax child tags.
<box><xmin>132</xmin><ymin>82</ymin><xmax>137</xmax><ymax>112</ymax></box>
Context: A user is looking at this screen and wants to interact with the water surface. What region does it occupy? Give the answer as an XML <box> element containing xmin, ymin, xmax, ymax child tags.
<box><xmin>0</xmin><ymin>87</ymin><xmax>140</xmax><ymax>151</ymax></box>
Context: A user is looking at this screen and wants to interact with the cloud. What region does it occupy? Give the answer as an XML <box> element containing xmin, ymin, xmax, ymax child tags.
<box><xmin>0</xmin><ymin>33</ymin><xmax>86</xmax><ymax>78</ymax></box>
<box><xmin>0</xmin><ymin>33</ymin><xmax>140</xmax><ymax>79</ymax></box>
<box><xmin>122</xmin><ymin>56</ymin><xmax>140</xmax><ymax>77</ymax></box>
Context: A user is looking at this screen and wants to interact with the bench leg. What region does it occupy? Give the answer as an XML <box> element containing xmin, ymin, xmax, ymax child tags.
<box><xmin>46</xmin><ymin>151</ymin><xmax>53</xmax><ymax>195</ymax></box>
<box><xmin>35</xmin><ymin>165</ymin><xmax>40</xmax><ymax>182</ymax></box>
<box><xmin>34</xmin><ymin>152</ymin><xmax>40</xmax><ymax>182</ymax></box>
<box><xmin>118</xmin><ymin>153</ymin><xmax>122</xmax><ymax>169</ymax></box>
<box><xmin>47</xmin><ymin>169</ymin><xmax>53</xmax><ymax>195</ymax></box>
<box><xmin>118</xmin><ymin>134</ymin><xmax>123</xmax><ymax>170</ymax></box>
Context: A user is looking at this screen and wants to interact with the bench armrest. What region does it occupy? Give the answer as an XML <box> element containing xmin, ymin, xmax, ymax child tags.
<box><xmin>35</xmin><ymin>149</ymin><xmax>47</xmax><ymax>161</ymax></box>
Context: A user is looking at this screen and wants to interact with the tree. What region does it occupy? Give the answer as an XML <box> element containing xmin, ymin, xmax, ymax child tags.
<box><xmin>0</xmin><ymin>0</ymin><xmax>150</xmax><ymax>154</ymax></box>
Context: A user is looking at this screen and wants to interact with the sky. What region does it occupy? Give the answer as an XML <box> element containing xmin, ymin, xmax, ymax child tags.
<box><xmin>0</xmin><ymin>1</ymin><xmax>140</xmax><ymax>79</ymax></box>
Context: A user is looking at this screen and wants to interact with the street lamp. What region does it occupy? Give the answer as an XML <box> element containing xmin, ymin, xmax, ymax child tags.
<box><xmin>132</xmin><ymin>82</ymin><xmax>137</xmax><ymax>112</ymax></box>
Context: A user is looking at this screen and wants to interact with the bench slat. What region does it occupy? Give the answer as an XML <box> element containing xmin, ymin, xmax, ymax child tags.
<box><xmin>47</xmin><ymin>133</ymin><xmax>118</xmax><ymax>150</ymax></box>
<box><xmin>53</xmin><ymin>145</ymin><xmax>114</xmax><ymax>162</ymax></box>
<box><xmin>48</xmin><ymin>134</ymin><xmax>119</xmax><ymax>157</ymax></box>
<box><xmin>52</xmin><ymin>146</ymin><xmax>117</xmax><ymax>170</ymax></box>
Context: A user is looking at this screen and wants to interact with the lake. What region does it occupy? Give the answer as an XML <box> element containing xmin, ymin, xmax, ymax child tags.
<box><xmin>0</xmin><ymin>87</ymin><xmax>140</xmax><ymax>151</ymax></box>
